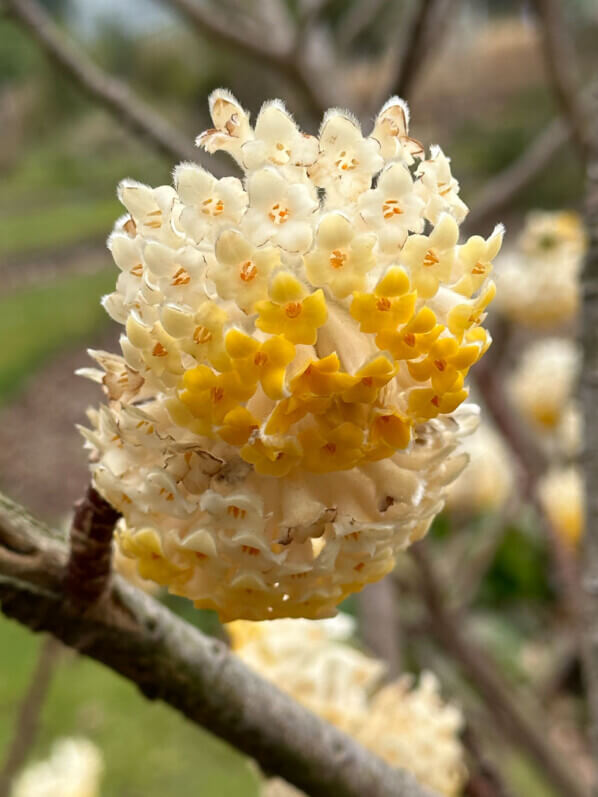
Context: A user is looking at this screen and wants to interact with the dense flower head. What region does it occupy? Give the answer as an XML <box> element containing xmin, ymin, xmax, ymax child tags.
<box><xmin>446</xmin><ymin>422</ymin><xmax>514</xmax><ymax>513</ymax></box>
<box><xmin>496</xmin><ymin>210</ymin><xmax>585</xmax><ymax>328</ymax></box>
<box><xmin>508</xmin><ymin>337</ymin><xmax>580</xmax><ymax>442</ymax></box>
<box><xmin>229</xmin><ymin>616</ymin><xmax>466</xmax><ymax>797</ymax></box>
<box><xmin>81</xmin><ymin>90</ymin><xmax>500</xmax><ymax>620</ymax></box>
<box><xmin>11</xmin><ymin>738</ymin><xmax>103</xmax><ymax>797</ymax></box>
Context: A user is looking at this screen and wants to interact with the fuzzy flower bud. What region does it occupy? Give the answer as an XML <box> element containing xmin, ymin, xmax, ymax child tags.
<box><xmin>80</xmin><ymin>90</ymin><xmax>500</xmax><ymax>620</ymax></box>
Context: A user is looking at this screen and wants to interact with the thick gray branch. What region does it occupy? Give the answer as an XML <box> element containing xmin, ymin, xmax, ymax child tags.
<box><xmin>0</xmin><ymin>493</ymin><xmax>436</xmax><ymax>797</ymax></box>
<box><xmin>4</xmin><ymin>0</ymin><xmax>199</xmax><ymax>164</ymax></box>
<box><xmin>580</xmin><ymin>83</ymin><xmax>598</xmax><ymax>767</ymax></box>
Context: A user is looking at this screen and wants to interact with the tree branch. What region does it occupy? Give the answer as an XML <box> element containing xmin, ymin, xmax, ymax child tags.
<box><xmin>0</xmin><ymin>492</ymin><xmax>437</xmax><ymax>797</ymax></box>
<box><xmin>580</xmin><ymin>82</ymin><xmax>598</xmax><ymax>767</ymax></box>
<box><xmin>392</xmin><ymin>0</ymin><xmax>442</xmax><ymax>101</ymax></box>
<box><xmin>410</xmin><ymin>544</ymin><xmax>590</xmax><ymax>797</ymax></box>
<box><xmin>358</xmin><ymin>578</ymin><xmax>401</xmax><ymax>676</ymax></box>
<box><xmin>0</xmin><ymin>636</ymin><xmax>62</xmax><ymax>797</ymax></box>
<box><xmin>64</xmin><ymin>485</ymin><xmax>120</xmax><ymax>605</ymax></box>
<box><xmin>164</xmin><ymin>0</ymin><xmax>329</xmax><ymax>118</ymax></box>
<box><xmin>3</xmin><ymin>0</ymin><xmax>199</xmax><ymax>164</ymax></box>
<box><xmin>531</xmin><ymin>0</ymin><xmax>589</xmax><ymax>162</ymax></box>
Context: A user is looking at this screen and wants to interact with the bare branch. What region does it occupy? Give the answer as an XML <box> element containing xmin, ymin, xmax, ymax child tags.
<box><xmin>580</xmin><ymin>82</ymin><xmax>598</xmax><ymax>765</ymax></box>
<box><xmin>531</xmin><ymin>0</ymin><xmax>589</xmax><ymax>162</ymax></box>
<box><xmin>64</xmin><ymin>485</ymin><xmax>120</xmax><ymax>605</ymax></box>
<box><xmin>164</xmin><ymin>0</ymin><xmax>329</xmax><ymax>118</ymax></box>
<box><xmin>4</xmin><ymin>0</ymin><xmax>200</xmax><ymax>164</ymax></box>
<box><xmin>392</xmin><ymin>0</ymin><xmax>441</xmax><ymax>101</ymax></box>
<box><xmin>0</xmin><ymin>492</ymin><xmax>437</xmax><ymax>797</ymax></box>
<box><xmin>410</xmin><ymin>544</ymin><xmax>590</xmax><ymax>797</ymax></box>
<box><xmin>0</xmin><ymin>637</ymin><xmax>62</xmax><ymax>797</ymax></box>
<box><xmin>463</xmin><ymin>116</ymin><xmax>570</xmax><ymax>233</ymax></box>
<box><xmin>336</xmin><ymin>0</ymin><xmax>390</xmax><ymax>50</ymax></box>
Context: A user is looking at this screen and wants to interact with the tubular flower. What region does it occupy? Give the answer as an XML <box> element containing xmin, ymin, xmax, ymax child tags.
<box><xmin>509</xmin><ymin>338</ymin><xmax>580</xmax><ymax>435</ymax></box>
<box><xmin>11</xmin><ymin>738</ymin><xmax>103</xmax><ymax>797</ymax></box>
<box><xmin>81</xmin><ymin>89</ymin><xmax>500</xmax><ymax>620</ymax></box>
<box><xmin>496</xmin><ymin>210</ymin><xmax>585</xmax><ymax>328</ymax></box>
<box><xmin>537</xmin><ymin>467</ymin><xmax>585</xmax><ymax>549</ymax></box>
<box><xmin>228</xmin><ymin>617</ymin><xmax>466</xmax><ymax>797</ymax></box>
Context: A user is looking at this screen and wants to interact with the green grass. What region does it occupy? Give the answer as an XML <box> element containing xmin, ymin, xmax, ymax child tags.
<box><xmin>0</xmin><ymin>267</ymin><xmax>116</xmax><ymax>403</ymax></box>
<box><xmin>0</xmin><ymin>617</ymin><xmax>259</xmax><ymax>796</ymax></box>
<box><xmin>0</xmin><ymin>199</ymin><xmax>121</xmax><ymax>260</ymax></box>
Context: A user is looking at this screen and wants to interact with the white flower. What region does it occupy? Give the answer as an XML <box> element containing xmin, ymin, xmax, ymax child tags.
<box><xmin>174</xmin><ymin>163</ymin><xmax>247</xmax><ymax>244</ymax></box>
<box><xmin>496</xmin><ymin>209</ymin><xmax>584</xmax><ymax>329</ymax></box>
<box><xmin>11</xmin><ymin>738</ymin><xmax>103</xmax><ymax>797</ymax></box>
<box><xmin>416</xmin><ymin>146</ymin><xmax>468</xmax><ymax>224</ymax></box>
<box><xmin>308</xmin><ymin>110</ymin><xmax>384</xmax><ymax>202</ymax></box>
<box><xmin>358</xmin><ymin>162</ymin><xmax>425</xmax><ymax>254</ymax></box>
<box><xmin>509</xmin><ymin>338</ymin><xmax>580</xmax><ymax>436</ymax></box>
<box><xmin>81</xmin><ymin>90</ymin><xmax>501</xmax><ymax>621</ymax></box>
<box><xmin>242</xmin><ymin>168</ymin><xmax>318</xmax><ymax>253</ymax></box>
<box><xmin>538</xmin><ymin>467</ymin><xmax>584</xmax><ymax>549</ymax></box>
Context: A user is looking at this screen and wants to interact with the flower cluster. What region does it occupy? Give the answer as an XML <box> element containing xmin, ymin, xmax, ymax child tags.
<box><xmin>81</xmin><ymin>89</ymin><xmax>500</xmax><ymax>620</ymax></box>
<box><xmin>496</xmin><ymin>211</ymin><xmax>585</xmax><ymax>329</ymax></box>
<box><xmin>538</xmin><ymin>466</ymin><xmax>584</xmax><ymax>549</ymax></box>
<box><xmin>11</xmin><ymin>738</ymin><xmax>103</xmax><ymax>797</ymax></box>
<box><xmin>229</xmin><ymin>616</ymin><xmax>466</xmax><ymax>797</ymax></box>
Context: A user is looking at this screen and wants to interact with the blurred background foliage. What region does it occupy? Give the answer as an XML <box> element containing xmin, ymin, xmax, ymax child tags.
<box><xmin>1</xmin><ymin>0</ymin><xmax>597</xmax><ymax>794</ymax></box>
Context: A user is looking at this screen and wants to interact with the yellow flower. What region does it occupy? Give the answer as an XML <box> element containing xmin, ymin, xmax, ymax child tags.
<box><xmin>407</xmin><ymin>384</ymin><xmax>469</xmax><ymax>422</ymax></box>
<box><xmin>400</xmin><ymin>213</ymin><xmax>459</xmax><ymax>298</ymax></box>
<box><xmin>407</xmin><ymin>336</ymin><xmax>483</xmax><ymax>393</ymax></box>
<box><xmin>299</xmin><ymin>422</ymin><xmax>365</xmax><ymax>473</ymax></box>
<box><xmin>447</xmin><ymin>282</ymin><xmax>496</xmax><ymax>340</ymax></box>
<box><xmin>304</xmin><ymin>213</ymin><xmax>376</xmax><ymax>298</ymax></box>
<box><xmin>351</xmin><ymin>267</ymin><xmax>417</xmax><ymax>333</ymax></box>
<box><xmin>342</xmin><ymin>355</ymin><xmax>398</xmax><ymax>404</ymax></box>
<box><xmin>225</xmin><ymin>329</ymin><xmax>295</xmax><ymax>400</ymax></box>
<box><xmin>376</xmin><ymin>307</ymin><xmax>440</xmax><ymax>360</ymax></box>
<box><xmin>289</xmin><ymin>353</ymin><xmax>356</xmax><ymax>397</ymax></box>
<box><xmin>217</xmin><ymin>406</ymin><xmax>260</xmax><ymax>445</ymax></box>
<box><xmin>256</xmin><ymin>272</ymin><xmax>327</xmax><ymax>345</ymax></box>
<box><xmin>178</xmin><ymin>365</ymin><xmax>255</xmax><ymax>435</ymax></box>
<box><xmin>180</xmin><ymin>301</ymin><xmax>230</xmax><ymax>371</ymax></box>
<box><xmin>367</xmin><ymin>411</ymin><xmax>412</xmax><ymax>458</ymax></box>
<box><xmin>240</xmin><ymin>435</ymin><xmax>302</xmax><ymax>476</ymax></box>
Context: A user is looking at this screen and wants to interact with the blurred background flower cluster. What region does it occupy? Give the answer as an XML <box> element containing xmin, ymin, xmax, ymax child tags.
<box><xmin>1</xmin><ymin>0</ymin><xmax>597</xmax><ymax>794</ymax></box>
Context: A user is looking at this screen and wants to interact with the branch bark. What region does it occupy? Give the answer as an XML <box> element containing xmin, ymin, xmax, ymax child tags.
<box><xmin>358</xmin><ymin>578</ymin><xmax>401</xmax><ymax>677</ymax></box>
<box><xmin>392</xmin><ymin>0</ymin><xmax>443</xmax><ymax>101</ymax></box>
<box><xmin>531</xmin><ymin>0</ymin><xmax>589</xmax><ymax>162</ymax></box>
<box><xmin>579</xmin><ymin>82</ymin><xmax>598</xmax><ymax>767</ymax></box>
<box><xmin>0</xmin><ymin>492</ymin><xmax>437</xmax><ymax>797</ymax></box>
<box><xmin>410</xmin><ymin>544</ymin><xmax>590</xmax><ymax>797</ymax></box>
<box><xmin>4</xmin><ymin>0</ymin><xmax>199</xmax><ymax>164</ymax></box>
<box><xmin>64</xmin><ymin>485</ymin><xmax>120</xmax><ymax>605</ymax></box>
<box><xmin>0</xmin><ymin>636</ymin><xmax>62</xmax><ymax>797</ymax></box>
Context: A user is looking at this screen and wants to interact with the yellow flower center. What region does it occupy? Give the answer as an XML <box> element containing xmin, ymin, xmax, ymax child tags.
<box><xmin>471</xmin><ymin>261</ymin><xmax>487</xmax><ymax>276</ymax></box>
<box><xmin>376</xmin><ymin>297</ymin><xmax>391</xmax><ymax>311</ymax></box>
<box><xmin>130</xmin><ymin>263</ymin><xmax>143</xmax><ymax>277</ymax></box>
<box><xmin>254</xmin><ymin>351</ymin><xmax>268</xmax><ymax>366</ymax></box>
<box><xmin>145</xmin><ymin>209</ymin><xmax>162</xmax><ymax>229</ymax></box>
<box><xmin>193</xmin><ymin>326</ymin><xmax>213</xmax><ymax>344</ymax></box>
<box><xmin>152</xmin><ymin>342</ymin><xmax>168</xmax><ymax>357</ymax></box>
<box><xmin>171</xmin><ymin>267</ymin><xmax>191</xmax><ymax>286</ymax></box>
<box><xmin>268</xmin><ymin>203</ymin><xmax>290</xmax><ymax>224</ymax></box>
<box><xmin>201</xmin><ymin>197</ymin><xmax>224</xmax><ymax>216</ymax></box>
<box><xmin>285</xmin><ymin>302</ymin><xmax>302</xmax><ymax>318</ymax></box>
<box><xmin>329</xmin><ymin>249</ymin><xmax>347</xmax><ymax>269</ymax></box>
<box><xmin>423</xmin><ymin>249</ymin><xmax>439</xmax><ymax>267</ymax></box>
<box><xmin>227</xmin><ymin>505</ymin><xmax>246</xmax><ymax>519</ymax></box>
<box><xmin>334</xmin><ymin>150</ymin><xmax>358</xmax><ymax>171</ymax></box>
<box><xmin>382</xmin><ymin>199</ymin><xmax>403</xmax><ymax>219</ymax></box>
<box><xmin>239</xmin><ymin>260</ymin><xmax>258</xmax><ymax>282</ymax></box>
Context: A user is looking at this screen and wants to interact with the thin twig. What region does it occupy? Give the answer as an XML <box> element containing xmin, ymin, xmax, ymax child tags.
<box><xmin>579</xmin><ymin>82</ymin><xmax>598</xmax><ymax>767</ymax></box>
<box><xmin>0</xmin><ymin>637</ymin><xmax>62</xmax><ymax>797</ymax></box>
<box><xmin>531</xmin><ymin>0</ymin><xmax>589</xmax><ymax>162</ymax></box>
<box><xmin>64</xmin><ymin>484</ymin><xmax>120</xmax><ymax>605</ymax></box>
<box><xmin>164</xmin><ymin>0</ymin><xmax>329</xmax><ymax>118</ymax></box>
<box><xmin>0</xmin><ymin>491</ymin><xmax>438</xmax><ymax>797</ymax></box>
<box><xmin>4</xmin><ymin>0</ymin><xmax>199</xmax><ymax>164</ymax></box>
<box><xmin>411</xmin><ymin>544</ymin><xmax>589</xmax><ymax>797</ymax></box>
<box><xmin>392</xmin><ymin>0</ymin><xmax>440</xmax><ymax>101</ymax></box>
